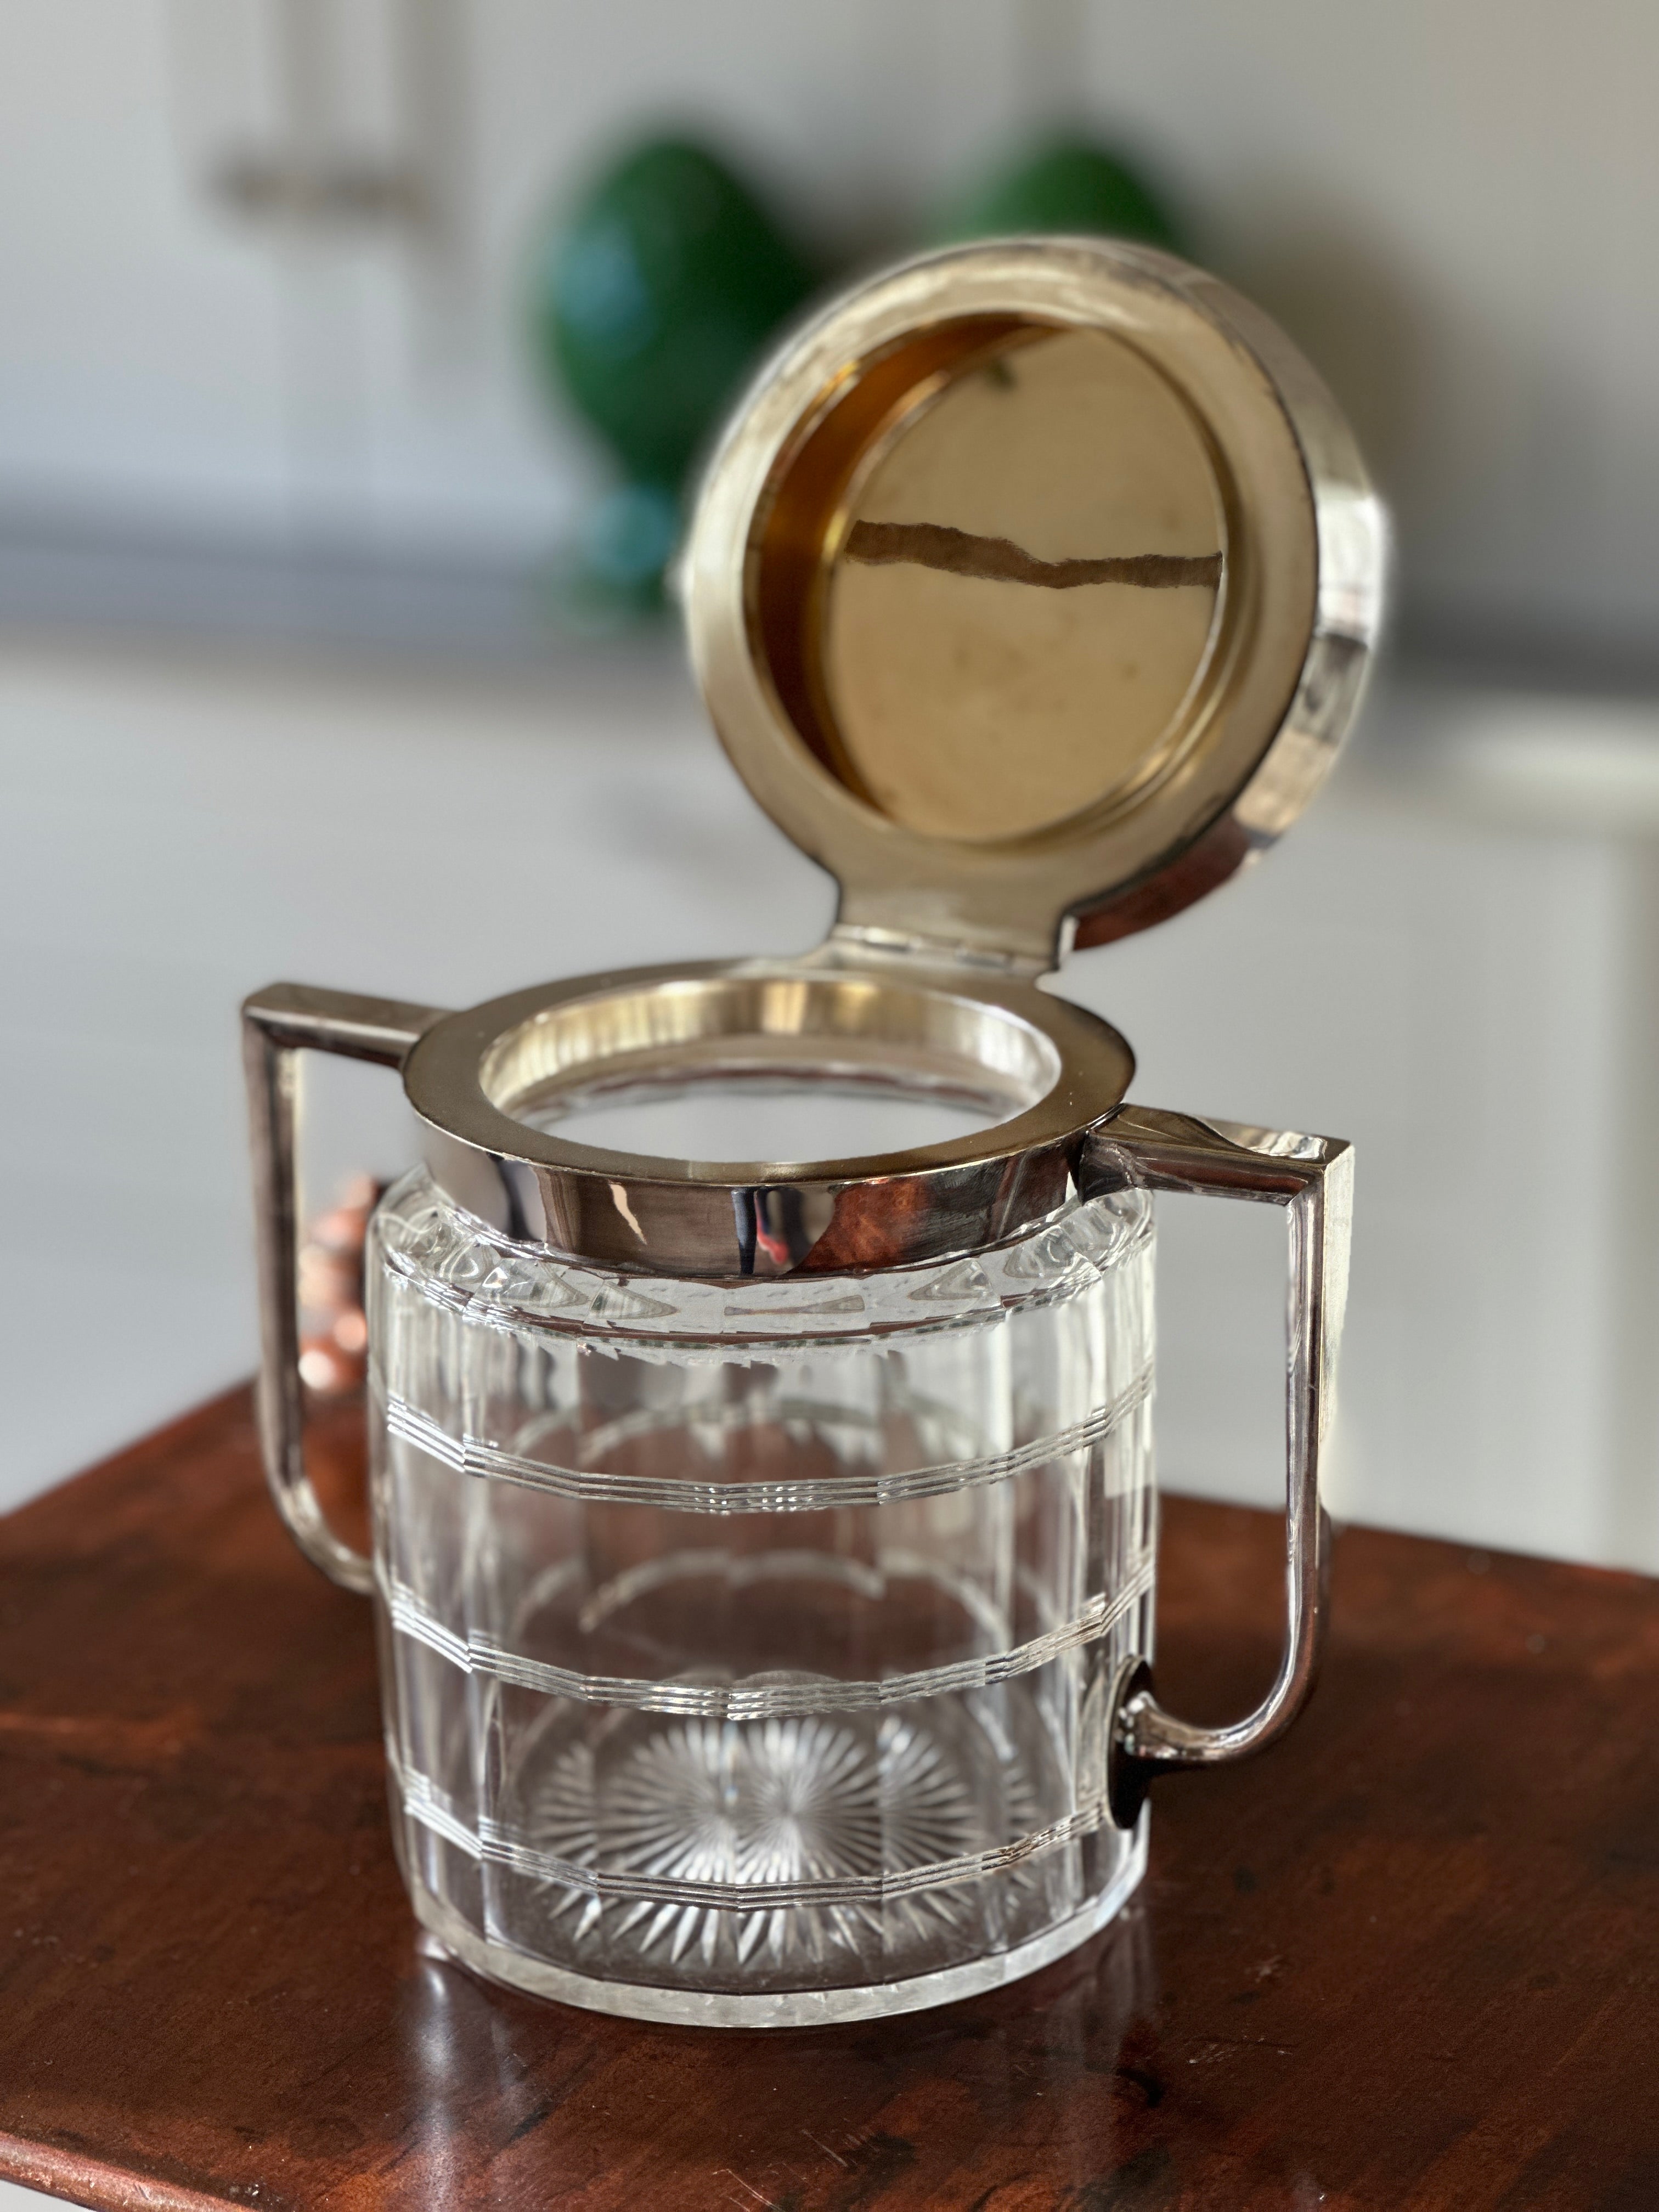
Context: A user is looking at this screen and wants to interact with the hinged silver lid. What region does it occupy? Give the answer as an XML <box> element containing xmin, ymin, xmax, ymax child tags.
<box><xmin>246</xmin><ymin>244</ymin><xmax>1386</xmax><ymax>1288</ymax></box>
<box><xmin>682</xmin><ymin>238</ymin><xmax>1386</xmax><ymax>971</ymax></box>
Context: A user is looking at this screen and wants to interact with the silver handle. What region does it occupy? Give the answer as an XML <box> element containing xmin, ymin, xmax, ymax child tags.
<box><xmin>242</xmin><ymin>983</ymin><xmax>448</xmax><ymax>1592</ymax></box>
<box><xmin>1082</xmin><ymin>1105</ymin><xmax>1354</xmax><ymax>1826</ymax></box>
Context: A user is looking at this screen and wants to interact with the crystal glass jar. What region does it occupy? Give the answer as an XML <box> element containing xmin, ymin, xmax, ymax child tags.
<box><xmin>368</xmin><ymin>1163</ymin><xmax>1155</xmax><ymax>2023</ymax></box>
<box><xmin>244</xmin><ymin>235</ymin><xmax>1381</xmax><ymax>2025</ymax></box>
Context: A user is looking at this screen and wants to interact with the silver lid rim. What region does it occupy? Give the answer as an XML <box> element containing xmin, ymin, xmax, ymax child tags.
<box><xmin>400</xmin><ymin>955</ymin><xmax>1134</xmax><ymax>1278</ymax></box>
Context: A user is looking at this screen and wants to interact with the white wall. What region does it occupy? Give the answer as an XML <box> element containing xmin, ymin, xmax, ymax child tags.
<box><xmin>7</xmin><ymin>637</ymin><xmax>1659</xmax><ymax>1573</ymax></box>
<box><xmin>1</xmin><ymin>1</ymin><xmax>1656</xmax><ymax>647</ymax></box>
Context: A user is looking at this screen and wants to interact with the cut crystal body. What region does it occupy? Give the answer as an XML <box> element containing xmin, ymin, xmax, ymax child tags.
<box><xmin>366</xmin><ymin>1166</ymin><xmax>1158</xmax><ymax>2023</ymax></box>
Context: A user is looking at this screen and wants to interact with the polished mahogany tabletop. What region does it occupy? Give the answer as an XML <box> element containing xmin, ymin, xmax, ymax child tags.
<box><xmin>1</xmin><ymin>1387</ymin><xmax>1655</xmax><ymax>2211</ymax></box>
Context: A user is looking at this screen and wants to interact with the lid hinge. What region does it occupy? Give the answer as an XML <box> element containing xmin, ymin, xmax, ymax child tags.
<box><xmin>819</xmin><ymin>918</ymin><xmax>1062</xmax><ymax>981</ymax></box>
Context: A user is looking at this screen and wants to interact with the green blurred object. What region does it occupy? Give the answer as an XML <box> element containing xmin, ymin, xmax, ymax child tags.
<box><xmin>531</xmin><ymin>136</ymin><xmax>816</xmax><ymax>612</ymax></box>
<box><xmin>932</xmin><ymin>132</ymin><xmax>1183</xmax><ymax>253</ymax></box>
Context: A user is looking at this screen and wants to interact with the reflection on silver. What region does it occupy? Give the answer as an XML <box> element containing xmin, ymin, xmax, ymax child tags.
<box><xmin>843</xmin><ymin>519</ymin><xmax>1224</xmax><ymax>593</ymax></box>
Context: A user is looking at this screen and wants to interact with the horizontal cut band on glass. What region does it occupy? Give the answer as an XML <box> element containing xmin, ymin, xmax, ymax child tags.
<box><xmin>383</xmin><ymin>1367</ymin><xmax>1152</xmax><ymax>1515</ymax></box>
<box><xmin>382</xmin><ymin>1555</ymin><xmax>1153</xmax><ymax>1717</ymax></box>
<box><xmin>408</xmin><ymin>1854</ymin><xmax>1148</xmax><ymax>2028</ymax></box>
<box><xmin>394</xmin><ymin>1758</ymin><xmax>1115</xmax><ymax>1909</ymax></box>
<box><xmin>379</xmin><ymin>1186</ymin><xmax>1154</xmax><ymax>1337</ymax></box>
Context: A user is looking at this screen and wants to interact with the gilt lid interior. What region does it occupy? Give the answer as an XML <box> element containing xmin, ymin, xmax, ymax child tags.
<box><xmin>682</xmin><ymin>239</ymin><xmax>1386</xmax><ymax>968</ymax></box>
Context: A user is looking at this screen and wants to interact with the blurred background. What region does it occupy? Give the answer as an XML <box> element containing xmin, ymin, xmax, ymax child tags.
<box><xmin>5</xmin><ymin>0</ymin><xmax>1659</xmax><ymax>1579</ymax></box>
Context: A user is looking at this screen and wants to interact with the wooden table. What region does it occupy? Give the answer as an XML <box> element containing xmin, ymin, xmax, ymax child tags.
<box><xmin>1</xmin><ymin>1389</ymin><xmax>1656</xmax><ymax>2210</ymax></box>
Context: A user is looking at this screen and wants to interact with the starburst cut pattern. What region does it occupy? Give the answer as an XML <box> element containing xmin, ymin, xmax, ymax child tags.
<box><xmin>501</xmin><ymin>1704</ymin><xmax>1057</xmax><ymax>1988</ymax></box>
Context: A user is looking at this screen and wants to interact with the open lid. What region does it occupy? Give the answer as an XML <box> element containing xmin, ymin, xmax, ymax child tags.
<box><xmin>682</xmin><ymin>238</ymin><xmax>1387</xmax><ymax>970</ymax></box>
